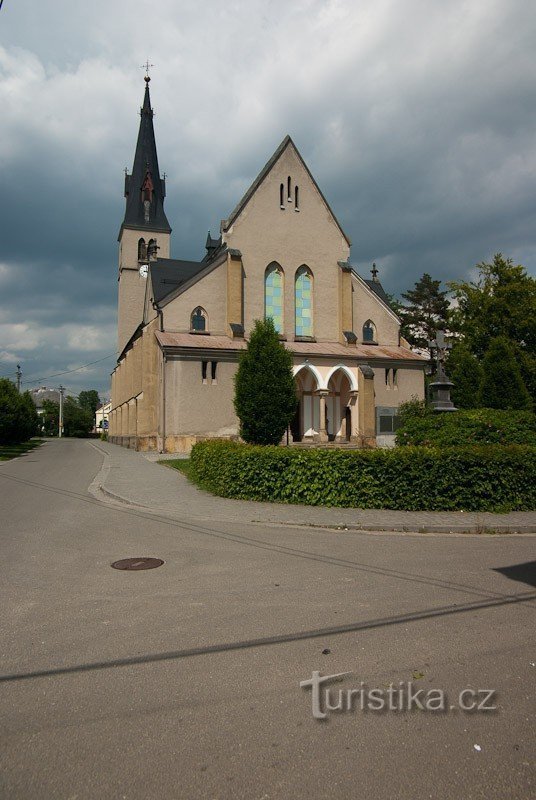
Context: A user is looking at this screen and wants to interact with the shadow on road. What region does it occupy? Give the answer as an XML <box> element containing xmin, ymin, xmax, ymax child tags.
<box><xmin>494</xmin><ymin>560</ymin><xmax>536</xmax><ymax>588</ymax></box>
<box><xmin>1</xmin><ymin>589</ymin><xmax>534</xmax><ymax>685</ymax></box>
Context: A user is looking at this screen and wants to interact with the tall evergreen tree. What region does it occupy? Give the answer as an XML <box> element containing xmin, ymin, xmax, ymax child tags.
<box><xmin>234</xmin><ymin>319</ymin><xmax>297</xmax><ymax>445</ymax></box>
<box><xmin>478</xmin><ymin>337</ymin><xmax>532</xmax><ymax>411</ymax></box>
<box><xmin>447</xmin><ymin>344</ymin><xmax>483</xmax><ymax>409</ymax></box>
<box><xmin>400</xmin><ymin>273</ymin><xmax>450</xmax><ymax>355</ymax></box>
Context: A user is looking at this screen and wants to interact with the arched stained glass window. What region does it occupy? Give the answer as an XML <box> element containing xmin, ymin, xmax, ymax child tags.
<box><xmin>295</xmin><ymin>267</ymin><xmax>313</xmax><ymax>337</ymax></box>
<box><xmin>363</xmin><ymin>320</ymin><xmax>376</xmax><ymax>343</ymax></box>
<box><xmin>265</xmin><ymin>265</ymin><xmax>284</xmax><ymax>333</ymax></box>
<box><xmin>191</xmin><ymin>307</ymin><xmax>207</xmax><ymax>332</ymax></box>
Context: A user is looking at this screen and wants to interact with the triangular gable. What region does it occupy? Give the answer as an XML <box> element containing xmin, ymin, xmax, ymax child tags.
<box><xmin>221</xmin><ymin>135</ymin><xmax>351</xmax><ymax>246</ymax></box>
<box><xmin>350</xmin><ymin>269</ymin><xmax>401</xmax><ymax>323</ymax></box>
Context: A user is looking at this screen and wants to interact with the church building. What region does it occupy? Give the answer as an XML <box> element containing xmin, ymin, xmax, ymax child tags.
<box><xmin>109</xmin><ymin>78</ymin><xmax>426</xmax><ymax>453</ymax></box>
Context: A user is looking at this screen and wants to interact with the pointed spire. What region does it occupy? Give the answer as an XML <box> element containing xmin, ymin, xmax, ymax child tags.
<box><xmin>121</xmin><ymin>78</ymin><xmax>171</xmax><ymax>234</ymax></box>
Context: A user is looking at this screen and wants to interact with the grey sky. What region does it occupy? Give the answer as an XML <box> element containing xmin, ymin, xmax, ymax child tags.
<box><xmin>1</xmin><ymin>0</ymin><xmax>535</xmax><ymax>397</ymax></box>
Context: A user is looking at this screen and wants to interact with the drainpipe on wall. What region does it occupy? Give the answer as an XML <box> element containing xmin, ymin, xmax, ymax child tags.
<box><xmin>152</xmin><ymin>300</ymin><xmax>166</xmax><ymax>452</ymax></box>
<box><xmin>160</xmin><ymin>351</ymin><xmax>166</xmax><ymax>453</ymax></box>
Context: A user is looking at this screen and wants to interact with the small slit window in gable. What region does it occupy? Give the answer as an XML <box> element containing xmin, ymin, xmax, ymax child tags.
<box><xmin>211</xmin><ymin>361</ymin><xmax>218</xmax><ymax>383</ymax></box>
<box><xmin>287</xmin><ymin>176</ymin><xmax>292</xmax><ymax>201</ymax></box>
<box><xmin>295</xmin><ymin>185</ymin><xmax>299</xmax><ymax>211</ymax></box>
<box><xmin>280</xmin><ymin>183</ymin><xmax>285</xmax><ymax>209</ymax></box>
<box><xmin>201</xmin><ymin>361</ymin><xmax>208</xmax><ymax>384</ymax></box>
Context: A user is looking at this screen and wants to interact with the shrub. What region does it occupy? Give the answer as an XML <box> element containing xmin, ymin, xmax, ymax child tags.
<box><xmin>189</xmin><ymin>440</ymin><xmax>536</xmax><ymax>512</ymax></box>
<box><xmin>398</xmin><ymin>397</ymin><xmax>428</xmax><ymax>423</ymax></box>
<box><xmin>395</xmin><ymin>408</ymin><xmax>536</xmax><ymax>447</ymax></box>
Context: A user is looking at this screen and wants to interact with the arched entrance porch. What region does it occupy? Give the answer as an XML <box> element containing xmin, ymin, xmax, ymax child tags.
<box><xmin>291</xmin><ymin>365</ymin><xmax>321</xmax><ymax>442</ymax></box>
<box><xmin>326</xmin><ymin>368</ymin><xmax>356</xmax><ymax>442</ymax></box>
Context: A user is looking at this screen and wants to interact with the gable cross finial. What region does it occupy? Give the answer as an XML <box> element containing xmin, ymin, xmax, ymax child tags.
<box><xmin>371</xmin><ymin>262</ymin><xmax>379</xmax><ymax>282</ymax></box>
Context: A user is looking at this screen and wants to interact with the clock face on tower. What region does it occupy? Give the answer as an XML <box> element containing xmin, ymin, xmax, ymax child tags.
<box><xmin>139</xmin><ymin>264</ymin><xmax>149</xmax><ymax>278</ymax></box>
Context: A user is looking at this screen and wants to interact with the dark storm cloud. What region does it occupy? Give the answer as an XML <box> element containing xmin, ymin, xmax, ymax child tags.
<box><xmin>1</xmin><ymin>0</ymin><xmax>535</xmax><ymax>396</ymax></box>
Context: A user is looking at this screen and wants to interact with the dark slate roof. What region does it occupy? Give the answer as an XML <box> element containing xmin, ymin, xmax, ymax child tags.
<box><xmin>221</xmin><ymin>135</ymin><xmax>351</xmax><ymax>246</ymax></box>
<box><xmin>120</xmin><ymin>79</ymin><xmax>171</xmax><ymax>236</ymax></box>
<box><xmin>364</xmin><ymin>279</ymin><xmax>391</xmax><ymax>305</ymax></box>
<box><xmin>150</xmin><ymin>258</ymin><xmax>208</xmax><ymax>305</ymax></box>
<box><xmin>202</xmin><ymin>232</ymin><xmax>224</xmax><ymax>262</ymax></box>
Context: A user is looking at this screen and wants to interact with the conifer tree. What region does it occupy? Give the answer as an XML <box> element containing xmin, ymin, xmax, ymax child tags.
<box><xmin>448</xmin><ymin>344</ymin><xmax>483</xmax><ymax>409</ymax></box>
<box><xmin>234</xmin><ymin>319</ymin><xmax>297</xmax><ymax>445</ymax></box>
<box><xmin>400</xmin><ymin>273</ymin><xmax>450</xmax><ymax>355</ymax></box>
<box><xmin>478</xmin><ymin>337</ymin><xmax>532</xmax><ymax>411</ymax></box>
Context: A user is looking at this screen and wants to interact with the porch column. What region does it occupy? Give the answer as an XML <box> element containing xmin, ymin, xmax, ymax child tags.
<box><xmin>347</xmin><ymin>390</ymin><xmax>358</xmax><ymax>442</ymax></box>
<box><xmin>317</xmin><ymin>390</ymin><xmax>329</xmax><ymax>443</ymax></box>
<box><xmin>357</xmin><ymin>365</ymin><xmax>376</xmax><ymax>447</ymax></box>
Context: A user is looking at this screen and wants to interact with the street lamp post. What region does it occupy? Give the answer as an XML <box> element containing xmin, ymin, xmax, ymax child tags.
<box><xmin>58</xmin><ymin>385</ymin><xmax>65</xmax><ymax>437</ymax></box>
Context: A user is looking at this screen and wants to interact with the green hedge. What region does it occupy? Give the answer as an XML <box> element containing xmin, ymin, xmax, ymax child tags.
<box><xmin>189</xmin><ymin>440</ymin><xmax>536</xmax><ymax>512</ymax></box>
<box><xmin>396</xmin><ymin>408</ymin><xmax>536</xmax><ymax>448</ymax></box>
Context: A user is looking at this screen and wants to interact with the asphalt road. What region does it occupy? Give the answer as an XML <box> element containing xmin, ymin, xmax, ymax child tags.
<box><xmin>0</xmin><ymin>439</ymin><xmax>534</xmax><ymax>799</ymax></box>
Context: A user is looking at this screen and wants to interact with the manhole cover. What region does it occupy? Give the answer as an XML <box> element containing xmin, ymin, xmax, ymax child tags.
<box><xmin>111</xmin><ymin>558</ymin><xmax>164</xmax><ymax>571</ymax></box>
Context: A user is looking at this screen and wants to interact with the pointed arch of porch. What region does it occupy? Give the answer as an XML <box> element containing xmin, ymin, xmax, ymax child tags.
<box><xmin>291</xmin><ymin>363</ymin><xmax>323</xmax><ymax>442</ymax></box>
<box><xmin>325</xmin><ymin>364</ymin><xmax>358</xmax><ymax>392</ymax></box>
<box><xmin>293</xmin><ymin>363</ymin><xmax>323</xmax><ymax>389</ymax></box>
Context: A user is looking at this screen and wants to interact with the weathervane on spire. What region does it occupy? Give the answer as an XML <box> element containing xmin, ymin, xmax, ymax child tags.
<box><xmin>141</xmin><ymin>60</ymin><xmax>154</xmax><ymax>82</ymax></box>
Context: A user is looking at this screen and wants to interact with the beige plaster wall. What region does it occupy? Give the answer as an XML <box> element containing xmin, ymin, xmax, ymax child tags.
<box><xmin>164</xmin><ymin>358</ymin><xmax>239</xmax><ymax>436</ymax></box>
<box><xmin>373</xmin><ymin>365</ymin><xmax>425</xmax><ymax>407</ymax></box>
<box><xmin>352</xmin><ymin>277</ymin><xmax>400</xmax><ymax>346</ymax></box>
<box><xmin>163</xmin><ymin>262</ymin><xmax>227</xmax><ymax>334</ymax></box>
<box><xmin>110</xmin><ymin>318</ymin><xmax>160</xmax><ymax>441</ymax></box>
<box><xmin>223</xmin><ymin>142</ymin><xmax>350</xmax><ymax>341</ymax></box>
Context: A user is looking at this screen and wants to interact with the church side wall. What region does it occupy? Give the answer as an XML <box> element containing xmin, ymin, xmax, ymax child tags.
<box><xmin>163</xmin><ymin>358</ymin><xmax>239</xmax><ymax>453</ymax></box>
<box><xmin>109</xmin><ymin>319</ymin><xmax>160</xmax><ymax>450</ymax></box>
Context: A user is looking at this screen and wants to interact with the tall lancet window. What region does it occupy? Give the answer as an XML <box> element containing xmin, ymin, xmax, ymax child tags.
<box><xmin>295</xmin><ymin>266</ymin><xmax>313</xmax><ymax>337</ymax></box>
<box><xmin>265</xmin><ymin>264</ymin><xmax>284</xmax><ymax>333</ymax></box>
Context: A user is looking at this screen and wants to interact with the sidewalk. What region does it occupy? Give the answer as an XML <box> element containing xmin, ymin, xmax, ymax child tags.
<box><xmin>88</xmin><ymin>440</ymin><xmax>536</xmax><ymax>534</ymax></box>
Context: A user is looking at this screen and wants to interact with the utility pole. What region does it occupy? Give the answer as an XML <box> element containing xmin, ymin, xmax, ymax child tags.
<box><xmin>16</xmin><ymin>364</ymin><xmax>22</xmax><ymax>393</ymax></box>
<box><xmin>58</xmin><ymin>385</ymin><xmax>65</xmax><ymax>438</ymax></box>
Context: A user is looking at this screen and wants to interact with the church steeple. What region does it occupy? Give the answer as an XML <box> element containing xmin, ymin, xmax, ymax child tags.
<box><xmin>121</xmin><ymin>77</ymin><xmax>171</xmax><ymax>235</ymax></box>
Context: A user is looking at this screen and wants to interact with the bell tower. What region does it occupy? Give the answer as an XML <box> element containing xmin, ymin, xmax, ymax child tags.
<box><xmin>117</xmin><ymin>75</ymin><xmax>171</xmax><ymax>354</ymax></box>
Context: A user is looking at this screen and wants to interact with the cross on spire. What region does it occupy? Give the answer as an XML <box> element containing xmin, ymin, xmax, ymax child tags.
<box><xmin>371</xmin><ymin>262</ymin><xmax>379</xmax><ymax>282</ymax></box>
<box><xmin>141</xmin><ymin>60</ymin><xmax>154</xmax><ymax>82</ymax></box>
